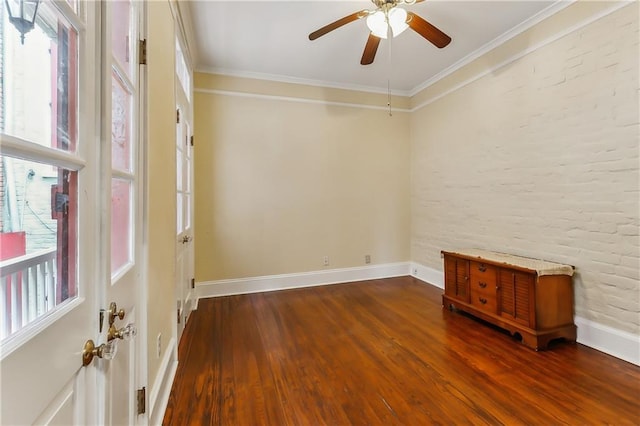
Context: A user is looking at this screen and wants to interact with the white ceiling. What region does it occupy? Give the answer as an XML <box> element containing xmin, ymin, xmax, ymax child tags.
<box><xmin>187</xmin><ymin>1</ymin><xmax>561</xmax><ymax>95</ymax></box>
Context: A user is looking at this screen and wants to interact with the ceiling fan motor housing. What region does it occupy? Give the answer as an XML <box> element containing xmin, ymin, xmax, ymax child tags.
<box><xmin>373</xmin><ymin>0</ymin><xmax>399</xmax><ymax>8</ymax></box>
<box><xmin>372</xmin><ymin>0</ymin><xmax>418</xmax><ymax>8</ymax></box>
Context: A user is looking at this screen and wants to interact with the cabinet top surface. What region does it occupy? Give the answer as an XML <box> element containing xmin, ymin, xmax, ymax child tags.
<box><xmin>442</xmin><ymin>249</ymin><xmax>574</xmax><ymax>276</ymax></box>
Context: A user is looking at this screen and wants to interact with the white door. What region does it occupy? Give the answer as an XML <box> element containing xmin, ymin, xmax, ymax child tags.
<box><xmin>175</xmin><ymin>104</ymin><xmax>193</xmax><ymax>342</ymax></box>
<box><xmin>174</xmin><ymin>36</ymin><xmax>194</xmax><ymax>342</ymax></box>
<box><xmin>0</xmin><ymin>0</ymin><xmax>101</xmax><ymax>424</ymax></box>
<box><xmin>0</xmin><ymin>0</ymin><xmax>147</xmax><ymax>424</ymax></box>
<box><xmin>101</xmin><ymin>0</ymin><xmax>146</xmax><ymax>424</ymax></box>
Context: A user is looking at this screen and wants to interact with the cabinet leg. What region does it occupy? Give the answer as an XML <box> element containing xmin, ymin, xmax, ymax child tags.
<box><xmin>520</xmin><ymin>332</ymin><xmax>540</xmax><ymax>350</ymax></box>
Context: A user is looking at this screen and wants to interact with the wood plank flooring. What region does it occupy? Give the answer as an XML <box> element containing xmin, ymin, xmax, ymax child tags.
<box><xmin>163</xmin><ymin>276</ymin><xmax>640</xmax><ymax>425</ymax></box>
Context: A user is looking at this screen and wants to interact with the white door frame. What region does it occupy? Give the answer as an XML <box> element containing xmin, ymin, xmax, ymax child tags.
<box><xmin>174</xmin><ymin>32</ymin><xmax>194</xmax><ymax>349</ymax></box>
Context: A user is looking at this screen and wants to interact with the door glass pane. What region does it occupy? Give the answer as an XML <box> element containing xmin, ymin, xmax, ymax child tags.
<box><xmin>111</xmin><ymin>73</ymin><xmax>132</xmax><ymax>172</ymax></box>
<box><xmin>110</xmin><ymin>178</ymin><xmax>131</xmax><ymax>276</ymax></box>
<box><xmin>1</xmin><ymin>2</ymin><xmax>78</xmax><ymax>153</ymax></box>
<box><xmin>111</xmin><ymin>0</ymin><xmax>132</xmax><ymax>79</ymax></box>
<box><xmin>0</xmin><ymin>156</ymin><xmax>77</xmax><ymax>339</ymax></box>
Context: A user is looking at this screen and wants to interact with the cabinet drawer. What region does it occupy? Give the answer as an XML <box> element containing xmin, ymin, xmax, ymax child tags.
<box><xmin>470</xmin><ymin>261</ymin><xmax>497</xmax><ymax>282</ymax></box>
<box><xmin>470</xmin><ymin>275</ymin><xmax>496</xmax><ymax>294</ymax></box>
<box><xmin>470</xmin><ymin>286</ymin><xmax>497</xmax><ymax>314</ymax></box>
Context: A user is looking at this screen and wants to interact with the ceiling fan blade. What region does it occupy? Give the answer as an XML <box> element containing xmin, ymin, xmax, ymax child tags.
<box><xmin>407</xmin><ymin>12</ymin><xmax>451</xmax><ymax>48</ymax></box>
<box><xmin>360</xmin><ymin>33</ymin><xmax>381</xmax><ymax>65</ymax></box>
<box><xmin>309</xmin><ymin>10</ymin><xmax>367</xmax><ymax>41</ymax></box>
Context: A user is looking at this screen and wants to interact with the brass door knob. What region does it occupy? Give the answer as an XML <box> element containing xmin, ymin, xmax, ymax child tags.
<box><xmin>108</xmin><ymin>323</ymin><xmax>137</xmax><ymax>342</ymax></box>
<box><xmin>82</xmin><ymin>339</ymin><xmax>117</xmax><ymax>367</ymax></box>
<box><xmin>107</xmin><ymin>302</ymin><xmax>125</xmax><ymax>326</ymax></box>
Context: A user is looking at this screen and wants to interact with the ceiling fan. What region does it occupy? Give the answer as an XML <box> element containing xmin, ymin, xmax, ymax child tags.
<box><xmin>308</xmin><ymin>0</ymin><xmax>451</xmax><ymax>65</ymax></box>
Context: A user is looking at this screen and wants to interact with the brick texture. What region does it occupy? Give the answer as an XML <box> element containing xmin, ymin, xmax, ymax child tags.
<box><xmin>411</xmin><ymin>5</ymin><xmax>639</xmax><ymax>334</ymax></box>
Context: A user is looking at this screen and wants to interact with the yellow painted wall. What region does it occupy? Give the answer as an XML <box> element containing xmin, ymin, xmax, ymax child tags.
<box><xmin>146</xmin><ymin>0</ymin><xmax>176</xmax><ymax>394</ymax></box>
<box><xmin>194</xmin><ymin>75</ymin><xmax>410</xmax><ymax>281</ymax></box>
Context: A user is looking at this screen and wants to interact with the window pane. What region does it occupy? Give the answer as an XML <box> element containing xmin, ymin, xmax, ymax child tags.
<box><xmin>1</xmin><ymin>2</ymin><xmax>78</xmax><ymax>153</ymax></box>
<box><xmin>176</xmin><ymin>193</ymin><xmax>182</xmax><ymax>235</ymax></box>
<box><xmin>176</xmin><ymin>113</ymin><xmax>183</xmax><ymax>148</ymax></box>
<box><xmin>0</xmin><ymin>156</ymin><xmax>77</xmax><ymax>339</ymax></box>
<box><xmin>111</xmin><ymin>72</ymin><xmax>132</xmax><ymax>172</ymax></box>
<box><xmin>66</xmin><ymin>0</ymin><xmax>77</xmax><ymax>13</ymax></box>
<box><xmin>111</xmin><ymin>0</ymin><xmax>132</xmax><ymax>79</ymax></box>
<box><xmin>186</xmin><ymin>153</ymin><xmax>191</xmax><ymax>193</ymax></box>
<box><xmin>110</xmin><ymin>178</ymin><xmax>131</xmax><ymax>276</ymax></box>
<box><xmin>176</xmin><ymin>149</ymin><xmax>183</xmax><ymax>192</ymax></box>
<box><xmin>185</xmin><ymin>193</ymin><xmax>191</xmax><ymax>231</ymax></box>
<box><xmin>176</xmin><ymin>40</ymin><xmax>190</xmax><ymax>102</ymax></box>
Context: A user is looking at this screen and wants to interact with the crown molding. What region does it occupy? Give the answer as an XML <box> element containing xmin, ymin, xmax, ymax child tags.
<box><xmin>194</xmin><ymin>67</ymin><xmax>413</xmax><ymax>98</ymax></box>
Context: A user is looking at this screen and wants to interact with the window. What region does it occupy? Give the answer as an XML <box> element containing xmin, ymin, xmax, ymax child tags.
<box><xmin>109</xmin><ymin>0</ymin><xmax>135</xmax><ymax>278</ymax></box>
<box><xmin>176</xmin><ymin>39</ymin><xmax>191</xmax><ymax>103</ymax></box>
<box><xmin>0</xmin><ymin>1</ymin><xmax>81</xmax><ymax>339</ymax></box>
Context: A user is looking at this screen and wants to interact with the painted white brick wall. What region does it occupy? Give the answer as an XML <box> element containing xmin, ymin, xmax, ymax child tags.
<box><xmin>411</xmin><ymin>4</ymin><xmax>639</xmax><ymax>334</ymax></box>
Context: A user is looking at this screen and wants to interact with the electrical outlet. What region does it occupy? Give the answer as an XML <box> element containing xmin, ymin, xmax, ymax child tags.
<box><xmin>156</xmin><ymin>333</ymin><xmax>162</xmax><ymax>358</ymax></box>
<box><xmin>365</xmin><ymin>255</ymin><xmax>371</xmax><ymax>264</ymax></box>
<box><xmin>323</xmin><ymin>256</ymin><xmax>329</xmax><ymax>266</ymax></box>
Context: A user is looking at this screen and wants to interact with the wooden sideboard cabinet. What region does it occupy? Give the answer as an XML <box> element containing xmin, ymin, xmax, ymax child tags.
<box><xmin>442</xmin><ymin>249</ymin><xmax>576</xmax><ymax>350</ymax></box>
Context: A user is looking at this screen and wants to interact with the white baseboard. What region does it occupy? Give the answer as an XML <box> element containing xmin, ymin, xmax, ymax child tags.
<box><xmin>410</xmin><ymin>262</ymin><xmax>444</xmax><ymax>288</ymax></box>
<box><xmin>148</xmin><ymin>337</ymin><xmax>178</xmax><ymax>426</ymax></box>
<box><xmin>575</xmin><ymin>316</ymin><xmax>640</xmax><ymax>366</ymax></box>
<box><xmin>196</xmin><ymin>262</ymin><xmax>411</xmax><ymax>298</ymax></box>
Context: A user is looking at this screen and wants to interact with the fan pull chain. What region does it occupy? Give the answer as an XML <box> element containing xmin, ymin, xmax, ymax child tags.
<box><xmin>387</xmin><ymin>16</ymin><xmax>393</xmax><ymax>117</ymax></box>
<box><xmin>388</xmin><ymin>80</ymin><xmax>392</xmax><ymax>116</ymax></box>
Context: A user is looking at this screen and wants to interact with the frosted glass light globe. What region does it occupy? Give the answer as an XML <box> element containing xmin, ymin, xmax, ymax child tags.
<box><xmin>366</xmin><ymin>8</ymin><xmax>408</xmax><ymax>39</ymax></box>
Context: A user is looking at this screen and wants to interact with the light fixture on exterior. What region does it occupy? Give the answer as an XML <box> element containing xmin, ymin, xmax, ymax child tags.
<box><xmin>366</xmin><ymin>7</ymin><xmax>408</xmax><ymax>39</ymax></box>
<box><xmin>4</xmin><ymin>0</ymin><xmax>40</xmax><ymax>44</ymax></box>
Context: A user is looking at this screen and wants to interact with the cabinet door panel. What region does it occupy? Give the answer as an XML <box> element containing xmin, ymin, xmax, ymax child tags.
<box><xmin>500</xmin><ymin>270</ymin><xmax>533</xmax><ymax>326</ymax></box>
<box><xmin>444</xmin><ymin>256</ymin><xmax>457</xmax><ymax>298</ymax></box>
<box><xmin>444</xmin><ymin>256</ymin><xmax>469</xmax><ymax>302</ymax></box>
<box><xmin>455</xmin><ymin>259</ymin><xmax>470</xmax><ymax>302</ymax></box>
<box><xmin>499</xmin><ymin>269</ymin><xmax>515</xmax><ymax>318</ymax></box>
<box><xmin>515</xmin><ymin>272</ymin><xmax>534</xmax><ymax>327</ymax></box>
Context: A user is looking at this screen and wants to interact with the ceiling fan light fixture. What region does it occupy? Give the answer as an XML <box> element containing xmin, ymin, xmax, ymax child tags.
<box><xmin>388</xmin><ymin>8</ymin><xmax>408</xmax><ymax>36</ymax></box>
<box><xmin>366</xmin><ymin>11</ymin><xmax>387</xmax><ymax>38</ymax></box>
<box><xmin>366</xmin><ymin>7</ymin><xmax>408</xmax><ymax>39</ymax></box>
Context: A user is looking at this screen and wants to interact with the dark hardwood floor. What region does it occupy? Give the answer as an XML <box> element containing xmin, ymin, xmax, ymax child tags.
<box><xmin>163</xmin><ymin>276</ymin><xmax>640</xmax><ymax>425</ymax></box>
